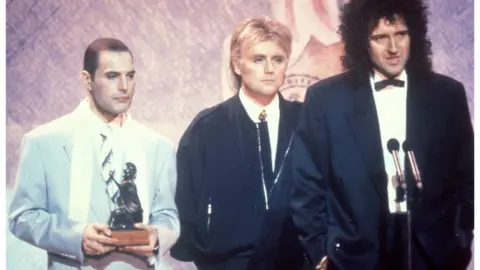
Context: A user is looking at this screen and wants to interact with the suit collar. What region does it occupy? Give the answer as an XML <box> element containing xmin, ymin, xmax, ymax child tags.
<box><xmin>63</xmin><ymin>100</ymin><xmax>138</xmax><ymax>160</ymax></box>
<box><xmin>405</xmin><ymin>72</ymin><xmax>434</xmax><ymax>178</ymax></box>
<box><xmin>62</xmin><ymin>100</ymin><xmax>140</xmax><ymax>222</ymax></box>
<box><xmin>229</xmin><ymin>93</ymin><xmax>299</xmax><ymax>175</ymax></box>
<box><xmin>275</xmin><ymin>96</ymin><xmax>298</xmax><ymax>174</ymax></box>
<box><xmin>238</xmin><ymin>88</ymin><xmax>280</xmax><ymax>123</ymax></box>
<box><xmin>346</xmin><ymin>76</ymin><xmax>387</xmax><ymax>201</ymax></box>
<box><xmin>406</xmin><ymin>71</ymin><xmax>432</xmax><ymax>109</ymax></box>
<box><xmin>346</xmin><ymin>71</ymin><xmax>433</xmax><ymax>201</ymax></box>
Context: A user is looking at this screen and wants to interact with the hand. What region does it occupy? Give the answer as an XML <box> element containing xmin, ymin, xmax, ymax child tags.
<box><xmin>316</xmin><ymin>256</ymin><xmax>328</xmax><ymax>270</ymax></box>
<box><xmin>82</xmin><ymin>223</ymin><xmax>119</xmax><ymax>256</ymax></box>
<box><xmin>119</xmin><ymin>223</ymin><xmax>158</xmax><ymax>257</ymax></box>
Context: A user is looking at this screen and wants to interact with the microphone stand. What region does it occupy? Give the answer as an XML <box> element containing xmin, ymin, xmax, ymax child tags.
<box><xmin>403</xmin><ymin>142</ymin><xmax>424</xmax><ymax>270</ymax></box>
<box><xmin>398</xmin><ymin>174</ymin><xmax>412</xmax><ymax>270</ymax></box>
<box><xmin>406</xmin><ymin>205</ymin><xmax>412</xmax><ymax>270</ymax></box>
<box><xmin>387</xmin><ymin>138</ymin><xmax>411</xmax><ymax>270</ymax></box>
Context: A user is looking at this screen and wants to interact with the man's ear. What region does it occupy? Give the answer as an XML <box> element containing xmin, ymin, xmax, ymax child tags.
<box><xmin>232</xmin><ymin>57</ymin><xmax>243</xmax><ymax>76</ymax></box>
<box><xmin>80</xmin><ymin>70</ymin><xmax>93</xmax><ymax>91</ymax></box>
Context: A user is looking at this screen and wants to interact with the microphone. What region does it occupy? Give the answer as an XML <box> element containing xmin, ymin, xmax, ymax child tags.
<box><xmin>402</xmin><ymin>141</ymin><xmax>422</xmax><ymax>189</ymax></box>
<box><xmin>386</xmin><ymin>138</ymin><xmax>407</xmax><ymax>190</ymax></box>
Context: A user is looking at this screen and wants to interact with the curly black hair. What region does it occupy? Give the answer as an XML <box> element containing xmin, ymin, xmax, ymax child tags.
<box><xmin>339</xmin><ymin>0</ymin><xmax>432</xmax><ymax>80</ymax></box>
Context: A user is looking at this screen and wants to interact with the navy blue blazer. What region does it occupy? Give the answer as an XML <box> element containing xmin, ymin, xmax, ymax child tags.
<box><xmin>172</xmin><ymin>94</ymin><xmax>305</xmax><ymax>270</ymax></box>
<box><xmin>291</xmin><ymin>71</ymin><xmax>473</xmax><ymax>270</ymax></box>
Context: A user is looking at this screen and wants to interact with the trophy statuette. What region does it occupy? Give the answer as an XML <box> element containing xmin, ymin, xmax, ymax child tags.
<box><xmin>107</xmin><ymin>162</ymin><xmax>149</xmax><ymax>246</ymax></box>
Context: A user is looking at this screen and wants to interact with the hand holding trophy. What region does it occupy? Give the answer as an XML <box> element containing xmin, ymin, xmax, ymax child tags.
<box><xmin>107</xmin><ymin>162</ymin><xmax>149</xmax><ymax>246</ymax></box>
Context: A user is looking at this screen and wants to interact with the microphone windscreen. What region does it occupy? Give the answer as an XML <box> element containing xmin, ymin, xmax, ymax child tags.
<box><xmin>387</xmin><ymin>138</ymin><xmax>400</xmax><ymax>153</ymax></box>
<box><xmin>402</xmin><ymin>140</ymin><xmax>413</xmax><ymax>152</ymax></box>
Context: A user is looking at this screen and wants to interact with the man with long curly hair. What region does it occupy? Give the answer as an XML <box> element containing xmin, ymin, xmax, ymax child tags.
<box><xmin>290</xmin><ymin>0</ymin><xmax>473</xmax><ymax>269</ymax></box>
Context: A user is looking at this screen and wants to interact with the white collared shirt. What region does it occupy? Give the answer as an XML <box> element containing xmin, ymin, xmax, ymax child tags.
<box><xmin>83</xmin><ymin>100</ymin><xmax>128</xmax><ymax>181</ymax></box>
<box><xmin>370</xmin><ymin>70</ymin><xmax>408</xmax><ymax>213</ymax></box>
<box><xmin>239</xmin><ymin>88</ymin><xmax>280</xmax><ymax>170</ymax></box>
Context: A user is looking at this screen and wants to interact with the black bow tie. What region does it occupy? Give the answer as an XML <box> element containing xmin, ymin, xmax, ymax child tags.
<box><xmin>374</xmin><ymin>79</ymin><xmax>405</xmax><ymax>91</ymax></box>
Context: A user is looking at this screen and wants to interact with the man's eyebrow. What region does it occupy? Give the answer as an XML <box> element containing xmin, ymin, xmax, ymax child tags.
<box><xmin>251</xmin><ymin>54</ymin><xmax>286</xmax><ymax>58</ymax></box>
<box><xmin>103</xmin><ymin>70</ymin><xmax>120</xmax><ymax>74</ymax></box>
<box><xmin>103</xmin><ymin>70</ymin><xmax>136</xmax><ymax>75</ymax></box>
<box><xmin>370</xmin><ymin>33</ymin><xmax>388</xmax><ymax>38</ymax></box>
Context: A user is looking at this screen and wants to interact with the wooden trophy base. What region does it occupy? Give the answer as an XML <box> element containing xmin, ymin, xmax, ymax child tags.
<box><xmin>111</xmin><ymin>229</ymin><xmax>149</xmax><ymax>246</ymax></box>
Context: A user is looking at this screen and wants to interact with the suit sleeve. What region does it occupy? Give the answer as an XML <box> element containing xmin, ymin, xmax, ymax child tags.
<box><xmin>170</xmin><ymin>125</ymin><xmax>200</xmax><ymax>262</ymax></box>
<box><xmin>8</xmin><ymin>134</ymin><xmax>86</xmax><ymax>262</ymax></box>
<box><xmin>290</xmin><ymin>88</ymin><xmax>329</xmax><ymax>267</ymax></box>
<box><xmin>451</xmin><ymin>84</ymin><xmax>474</xmax><ymax>243</ymax></box>
<box><xmin>149</xmin><ymin>142</ymin><xmax>181</xmax><ymax>260</ymax></box>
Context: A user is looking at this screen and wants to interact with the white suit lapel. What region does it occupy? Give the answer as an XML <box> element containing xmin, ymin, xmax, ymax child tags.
<box><xmin>66</xmin><ymin>101</ymin><xmax>151</xmax><ymax>226</ymax></box>
<box><xmin>67</xmin><ymin>100</ymin><xmax>98</xmax><ymax>223</ymax></box>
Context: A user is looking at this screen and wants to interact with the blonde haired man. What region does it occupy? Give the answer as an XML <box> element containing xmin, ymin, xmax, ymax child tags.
<box><xmin>172</xmin><ymin>17</ymin><xmax>306</xmax><ymax>270</ymax></box>
<box><xmin>221</xmin><ymin>0</ymin><xmax>348</xmax><ymax>103</ymax></box>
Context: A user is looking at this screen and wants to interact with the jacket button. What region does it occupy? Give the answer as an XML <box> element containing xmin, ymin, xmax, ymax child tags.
<box><xmin>335</xmin><ymin>242</ymin><xmax>341</xmax><ymax>252</ymax></box>
<box><xmin>337</xmin><ymin>178</ymin><xmax>344</xmax><ymax>184</ymax></box>
<box><xmin>348</xmin><ymin>218</ymin><xmax>353</xmax><ymax>224</ymax></box>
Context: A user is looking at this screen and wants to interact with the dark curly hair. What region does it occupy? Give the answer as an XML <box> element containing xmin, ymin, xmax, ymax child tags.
<box><xmin>339</xmin><ymin>0</ymin><xmax>432</xmax><ymax>80</ymax></box>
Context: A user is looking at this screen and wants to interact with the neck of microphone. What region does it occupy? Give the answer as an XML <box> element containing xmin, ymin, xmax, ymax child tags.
<box><xmin>402</xmin><ymin>141</ymin><xmax>423</xmax><ymax>189</ymax></box>
<box><xmin>387</xmin><ymin>138</ymin><xmax>406</xmax><ymax>189</ymax></box>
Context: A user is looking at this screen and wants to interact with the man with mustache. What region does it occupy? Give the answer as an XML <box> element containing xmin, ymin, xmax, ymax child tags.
<box><xmin>9</xmin><ymin>37</ymin><xmax>180</xmax><ymax>269</ymax></box>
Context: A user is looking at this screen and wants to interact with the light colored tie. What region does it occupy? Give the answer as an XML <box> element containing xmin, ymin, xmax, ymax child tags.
<box><xmin>101</xmin><ymin>129</ymin><xmax>119</xmax><ymax>202</ymax></box>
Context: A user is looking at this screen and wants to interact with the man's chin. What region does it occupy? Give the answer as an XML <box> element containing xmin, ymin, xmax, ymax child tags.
<box><xmin>112</xmin><ymin>104</ymin><xmax>131</xmax><ymax>113</ymax></box>
<box><xmin>105</xmin><ymin>108</ymin><xmax>130</xmax><ymax>119</ymax></box>
<box><xmin>385</xmin><ymin>67</ymin><xmax>406</xmax><ymax>78</ymax></box>
<box><xmin>259</xmin><ymin>91</ymin><xmax>279</xmax><ymax>101</ymax></box>
<box><xmin>259</xmin><ymin>86</ymin><xmax>280</xmax><ymax>96</ymax></box>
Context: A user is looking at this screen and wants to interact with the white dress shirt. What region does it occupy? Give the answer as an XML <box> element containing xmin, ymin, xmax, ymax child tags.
<box><xmin>239</xmin><ymin>88</ymin><xmax>280</xmax><ymax>170</ymax></box>
<box><xmin>83</xmin><ymin>102</ymin><xmax>127</xmax><ymax>184</ymax></box>
<box><xmin>370</xmin><ymin>70</ymin><xmax>408</xmax><ymax>213</ymax></box>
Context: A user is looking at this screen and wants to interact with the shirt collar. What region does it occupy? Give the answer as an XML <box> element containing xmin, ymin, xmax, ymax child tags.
<box><xmin>80</xmin><ymin>98</ymin><xmax>129</xmax><ymax>136</ymax></box>
<box><xmin>239</xmin><ymin>88</ymin><xmax>280</xmax><ymax>123</ymax></box>
<box><xmin>370</xmin><ymin>70</ymin><xmax>408</xmax><ymax>92</ymax></box>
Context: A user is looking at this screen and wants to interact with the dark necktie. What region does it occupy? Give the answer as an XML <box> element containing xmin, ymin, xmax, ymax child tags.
<box><xmin>258</xmin><ymin>110</ymin><xmax>274</xmax><ymax>191</ymax></box>
<box><xmin>374</xmin><ymin>79</ymin><xmax>405</xmax><ymax>91</ymax></box>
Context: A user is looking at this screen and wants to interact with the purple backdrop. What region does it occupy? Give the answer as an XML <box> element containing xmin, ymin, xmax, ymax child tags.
<box><xmin>5</xmin><ymin>0</ymin><xmax>474</xmax><ymax>269</ymax></box>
